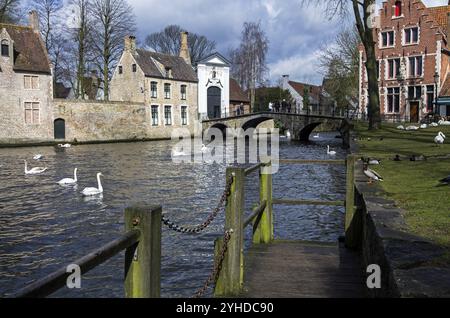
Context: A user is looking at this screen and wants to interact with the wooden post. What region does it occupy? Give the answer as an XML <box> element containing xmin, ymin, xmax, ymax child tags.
<box><xmin>124</xmin><ymin>204</ymin><xmax>161</xmax><ymax>298</ymax></box>
<box><xmin>214</xmin><ymin>167</ymin><xmax>245</xmax><ymax>297</ymax></box>
<box><xmin>253</xmin><ymin>162</ymin><xmax>273</xmax><ymax>244</ymax></box>
<box><xmin>345</xmin><ymin>155</ymin><xmax>357</xmax><ymax>249</ymax></box>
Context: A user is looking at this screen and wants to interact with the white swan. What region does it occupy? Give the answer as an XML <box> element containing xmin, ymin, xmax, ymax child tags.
<box><xmin>58</xmin><ymin>168</ymin><xmax>78</xmax><ymax>185</ymax></box>
<box><xmin>327</xmin><ymin>145</ymin><xmax>336</xmax><ymax>156</ymax></box>
<box><xmin>430</xmin><ymin>122</ymin><xmax>439</xmax><ymax>127</ymax></box>
<box><xmin>363</xmin><ymin>164</ymin><xmax>383</xmax><ymax>183</ymax></box>
<box><xmin>201</xmin><ymin>144</ymin><xmax>209</xmax><ymax>153</ymax></box>
<box><xmin>24</xmin><ymin>160</ymin><xmax>47</xmax><ymax>175</ymax></box>
<box><xmin>81</xmin><ymin>173</ymin><xmax>103</xmax><ymax>196</ymax></box>
<box><xmin>313</xmin><ymin>133</ymin><xmax>320</xmax><ymax>139</ymax></box>
<box><xmin>286</xmin><ymin>131</ymin><xmax>291</xmax><ymax>140</ymax></box>
<box><xmin>405</xmin><ymin>125</ymin><xmax>419</xmax><ymax>131</ymax></box>
<box><xmin>172</xmin><ymin>149</ymin><xmax>187</xmax><ymax>157</ymax></box>
<box><xmin>435</xmin><ymin>132</ymin><xmax>446</xmax><ymax>145</ymax></box>
<box><xmin>58</xmin><ymin>144</ymin><xmax>71</xmax><ymax>148</ymax></box>
<box><xmin>397</xmin><ymin>125</ymin><xmax>405</xmax><ymax>130</ymax></box>
<box><xmin>420</xmin><ymin>124</ymin><xmax>427</xmax><ymax>129</ymax></box>
<box><xmin>33</xmin><ymin>154</ymin><xmax>44</xmax><ymax>160</ymax></box>
<box><xmin>439</xmin><ymin>120</ymin><xmax>450</xmax><ymax>126</ymax></box>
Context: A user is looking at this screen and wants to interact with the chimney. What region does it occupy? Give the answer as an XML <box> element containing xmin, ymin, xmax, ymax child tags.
<box><xmin>29</xmin><ymin>11</ymin><xmax>40</xmax><ymax>33</ymax></box>
<box><xmin>179</xmin><ymin>31</ymin><xmax>191</xmax><ymax>65</ymax></box>
<box><xmin>124</xmin><ymin>35</ymin><xmax>136</xmax><ymax>56</ymax></box>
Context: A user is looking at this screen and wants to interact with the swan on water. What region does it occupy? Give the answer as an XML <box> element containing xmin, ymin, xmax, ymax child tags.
<box><xmin>172</xmin><ymin>148</ymin><xmax>187</xmax><ymax>157</ymax></box>
<box><xmin>58</xmin><ymin>168</ymin><xmax>78</xmax><ymax>185</ymax></box>
<box><xmin>33</xmin><ymin>154</ymin><xmax>44</xmax><ymax>160</ymax></box>
<box><xmin>313</xmin><ymin>133</ymin><xmax>320</xmax><ymax>139</ymax></box>
<box><xmin>286</xmin><ymin>131</ymin><xmax>291</xmax><ymax>139</ymax></box>
<box><xmin>81</xmin><ymin>173</ymin><xmax>103</xmax><ymax>196</ymax></box>
<box><xmin>327</xmin><ymin>145</ymin><xmax>336</xmax><ymax>156</ymax></box>
<box><xmin>435</xmin><ymin>132</ymin><xmax>446</xmax><ymax>146</ymax></box>
<box><xmin>201</xmin><ymin>144</ymin><xmax>209</xmax><ymax>153</ymax></box>
<box><xmin>363</xmin><ymin>164</ymin><xmax>383</xmax><ymax>184</ymax></box>
<box><xmin>24</xmin><ymin>160</ymin><xmax>47</xmax><ymax>175</ymax></box>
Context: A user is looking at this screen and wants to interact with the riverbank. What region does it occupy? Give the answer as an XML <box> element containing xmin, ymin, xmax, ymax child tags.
<box><xmin>353</xmin><ymin>122</ymin><xmax>450</xmax><ymax>248</ymax></box>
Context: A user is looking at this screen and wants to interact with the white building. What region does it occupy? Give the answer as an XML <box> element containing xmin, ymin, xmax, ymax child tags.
<box><xmin>196</xmin><ymin>53</ymin><xmax>231</xmax><ymax>120</ymax></box>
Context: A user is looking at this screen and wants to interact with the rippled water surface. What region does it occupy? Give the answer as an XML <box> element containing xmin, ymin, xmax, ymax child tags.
<box><xmin>0</xmin><ymin>134</ymin><xmax>347</xmax><ymax>297</ymax></box>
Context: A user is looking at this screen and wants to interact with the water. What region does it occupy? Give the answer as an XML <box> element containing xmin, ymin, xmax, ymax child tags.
<box><xmin>0</xmin><ymin>134</ymin><xmax>347</xmax><ymax>298</ymax></box>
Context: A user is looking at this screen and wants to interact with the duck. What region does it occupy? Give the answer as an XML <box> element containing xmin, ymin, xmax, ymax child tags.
<box><xmin>410</xmin><ymin>155</ymin><xmax>426</xmax><ymax>162</ymax></box>
<box><xmin>361</xmin><ymin>157</ymin><xmax>381</xmax><ymax>165</ymax></box>
<box><xmin>81</xmin><ymin>173</ymin><xmax>103</xmax><ymax>196</ymax></box>
<box><xmin>33</xmin><ymin>154</ymin><xmax>44</xmax><ymax>160</ymax></box>
<box><xmin>393</xmin><ymin>154</ymin><xmax>402</xmax><ymax>162</ymax></box>
<box><xmin>438</xmin><ymin>175</ymin><xmax>450</xmax><ymax>186</ymax></box>
<box><xmin>58</xmin><ymin>168</ymin><xmax>78</xmax><ymax>185</ymax></box>
<box><xmin>24</xmin><ymin>160</ymin><xmax>47</xmax><ymax>175</ymax></box>
<box><xmin>435</xmin><ymin>132</ymin><xmax>446</xmax><ymax>146</ymax></box>
<box><xmin>58</xmin><ymin>144</ymin><xmax>71</xmax><ymax>148</ymax></box>
<box><xmin>327</xmin><ymin>145</ymin><xmax>336</xmax><ymax>156</ymax></box>
<box><xmin>363</xmin><ymin>164</ymin><xmax>383</xmax><ymax>184</ymax></box>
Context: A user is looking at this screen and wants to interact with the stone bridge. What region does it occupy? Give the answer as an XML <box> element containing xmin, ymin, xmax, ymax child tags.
<box><xmin>202</xmin><ymin>112</ymin><xmax>352</xmax><ymax>148</ymax></box>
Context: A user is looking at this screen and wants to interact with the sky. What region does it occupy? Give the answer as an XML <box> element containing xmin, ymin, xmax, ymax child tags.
<box><xmin>52</xmin><ymin>0</ymin><xmax>445</xmax><ymax>86</ymax></box>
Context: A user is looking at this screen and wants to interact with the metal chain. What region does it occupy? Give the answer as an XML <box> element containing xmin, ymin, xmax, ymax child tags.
<box><xmin>192</xmin><ymin>229</ymin><xmax>233</xmax><ymax>298</ymax></box>
<box><xmin>161</xmin><ymin>175</ymin><xmax>234</xmax><ymax>234</ymax></box>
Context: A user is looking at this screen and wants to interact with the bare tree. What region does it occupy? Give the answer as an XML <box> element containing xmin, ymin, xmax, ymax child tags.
<box><xmin>90</xmin><ymin>0</ymin><xmax>136</xmax><ymax>100</ymax></box>
<box><xmin>302</xmin><ymin>0</ymin><xmax>381</xmax><ymax>129</ymax></box>
<box><xmin>0</xmin><ymin>0</ymin><xmax>21</xmax><ymax>23</ymax></box>
<box><xmin>145</xmin><ymin>25</ymin><xmax>216</xmax><ymax>65</ymax></box>
<box><xmin>230</xmin><ymin>22</ymin><xmax>269</xmax><ymax>112</ymax></box>
<box><xmin>32</xmin><ymin>0</ymin><xmax>63</xmax><ymax>52</ymax></box>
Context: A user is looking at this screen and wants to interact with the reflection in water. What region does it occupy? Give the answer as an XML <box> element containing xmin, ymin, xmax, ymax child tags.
<box><xmin>0</xmin><ymin>134</ymin><xmax>347</xmax><ymax>298</ymax></box>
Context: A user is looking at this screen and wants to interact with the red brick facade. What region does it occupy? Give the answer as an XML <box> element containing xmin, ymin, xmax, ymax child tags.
<box><xmin>359</xmin><ymin>0</ymin><xmax>450</xmax><ymax>122</ymax></box>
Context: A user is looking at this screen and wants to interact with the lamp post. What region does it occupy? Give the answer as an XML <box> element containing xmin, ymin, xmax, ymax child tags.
<box><xmin>434</xmin><ymin>72</ymin><xmax>440</xmax><ymax>115</ymax></box>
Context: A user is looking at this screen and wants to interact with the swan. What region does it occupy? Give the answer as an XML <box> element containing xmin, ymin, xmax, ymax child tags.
<box><xmin>201</xmin><ymin>144</ymin><xmax>209</xmax><ymax>153</ymax></box>
<box><xmin>286</xmin><ymin>131</ymin><xmax>292</xmax><ymax>139</ymax></box>
<box><xmin>435</xmin><ymin>132</ymin><xmax>446</xmax><ymax>146</ymax></box>
<box><xmin>439</xmin><ymin>120</ymin><xmax>450</xmax><ymax>126</ymax></box>
<box><xmin>81</xmin><ymin>173</ymin><xmax>103</xmax><ymax>196</ymax></box>
<box><xmin>172</xmin><ymin>149</ymin><xmax>187</xmax><ymax>157</ymax></box>
<box><xmin>397</xmin><ymin>125</ymin><xmax>405</xmax><ymax>130</ymax></box>
<box><xmin>363</xmin><ymin>164</ymin><xmax>383</xmax><ymax>183</ymax></box>
<box><xmin>430</xmin><ymin>122</ymin><xmax>439</xmax><ymax>127</ymax></box>
<box><xmin>33</xmin><ymin>154</ymin><xmax>44</xmax><ymax>160</ymax></box>
<box><xmin>420</xmin><ymin>124</ymin><xmax>427</xmax><ymax>129</ymax></box>
<box><xmin>313</xmin><ymin>133</ymin><xmax>320</xmax><ymax>139</ymax></box>
<box><xmin>405</xmin><ymin>125</ymin><xmax>419</xmax><ymax>131</ymax></box>
<box><xmin>327</xmin><ymin>145</ymin><xmax>336</xmax><ymax>156</ymax></box>
<box><xmin>58</xmin><ymin>168</ymin><xmax>78</xmax><ymax>185</ymax></box>
<box><xmin>24</xmin><ymin>160</ymin><xmax>47</xmax><ymax>175</ymax></box>
<box><xmin>58</xmin><ymin>144</ymin><xmax>71</xmax><ymax>148</ymax></box>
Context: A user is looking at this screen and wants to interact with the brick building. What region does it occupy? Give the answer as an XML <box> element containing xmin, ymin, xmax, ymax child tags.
<box><xmin>229</xmin><ymin>78</ymin><xmax>250</xmax><ymax>116</ymax></box>
<box><xmin>0</xmin><ymin>11</ymin><xmax>54</xmax><ymax>143</ymax></box>
<box><xmin>359</xmin><ymin>0</ymin><xmax>450</xmax><ymax>122</ymax></box>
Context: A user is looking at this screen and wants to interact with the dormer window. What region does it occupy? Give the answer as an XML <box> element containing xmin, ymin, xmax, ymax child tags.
<box><xmin>165</xmin><ymin>67</ymin><xmax>172</xmax><ymax>78</ymax></box>
<box><xmin>1</xmin><ymin>40</ymin><xmax>9</xmax><ymax>57</ymax></box>
<box><xmin>394</xmin><ymin>1</ymin><xmax>402</xmax><ymax>17</ymax></box>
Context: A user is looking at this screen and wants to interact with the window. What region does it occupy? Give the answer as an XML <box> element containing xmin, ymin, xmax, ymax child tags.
<box><xmin>1</xmin><ymin>40</ymin><xmax>9</xmax><ymax>57</ymax></box>
<box><xmin>24</xmin><ymin>75</ymin><xmax>39</xmax><ymax>89</ymax></box>
<box><xmin>181</xmin><ymin>106</ymin><xmax>188</xmax><ymax>125</ymax></box>
<box><xmin>118</xmin><ymin>66</ymin><xmax>123</xmax><ymax>74</ymax></box>
<box><xmin>376</xmin><ymin>61</ymin><xmax>380</xmax><ymax>79</ymax></box>
<box><xmin>181</xmin><ymin>85</ymin><xmax>187</xmax><ymax>100</ymax></box>
<box><xmin>404</xmin><ymin>27</ymin><xmax>419</xmax><ymax>44</ymax></box>
<box><xmin>165</xmin><ymin>67</ymin><xmax>172</xmax><ymax>78</ymax></box>
<box><xmin>132</xmin><ymin>64</ymin><xmax>137</xmax><ymax>72</ymax></box>
<box><xmin>24</xmin><ymin>102</ymin><xmax>40</xmax><ymax>124</ymax></box>
<box><xmin>381</xmin><ymin>31</ymin><xmax>395</xmax><ymax>47</ymax></box>
<box><xmin>164</xmin><ymin>106</ymin><xmax>172</xmax><ymax>125</ymax></box>
<box><xmin>408</xmin><ymin>86</ymin><xmax>422</xmax><ymax>100</ymax></box>
<box><xmin>409</xmin><ymin>56</ymin><xmax>423</xmax><ymax>77</ymax></box>
<box><xmin>164</xmin><ymin>83</ymin><xmax>171</xmax><ymax>99</ymax></box>
<box><xmin>387</xmin><ymin>87</ymin><xmax>400</xmax><ymax>113</ymax></box>
<box><xmin>394</xmin><ymin>1</ymin><xmax>402</xmax><ymax>17</ymax></box>
<box><xmin>151</xmin><ymin>105</ymin><xmax>159</xmax><ymax>126</ymax></box>
<box><xmin>387</xmin><ymin>58</ymin><xmax>401</xmax><ymax>79</ymax></box>
<box><xmin>151</xmin><ymin>82</ymin><xmax>158</xmax><ymax>98</ymax></box>
<box><xmin>426</xmin><ymin>85</ymin><xmax>435</xmax><ymax>112</ymax></box>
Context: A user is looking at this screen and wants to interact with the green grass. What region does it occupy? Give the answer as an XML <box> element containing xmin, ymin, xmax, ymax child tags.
<box><xmin>354</xmin><ymin>122</ymin><xmax>450</xmax><ymax>248</ymax></box>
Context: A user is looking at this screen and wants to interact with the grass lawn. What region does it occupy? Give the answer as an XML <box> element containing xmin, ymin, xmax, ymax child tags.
<box><xmin>354</xmin><ymin>122</ymin><xmax>450</xmax><ymax>249</ymax></box>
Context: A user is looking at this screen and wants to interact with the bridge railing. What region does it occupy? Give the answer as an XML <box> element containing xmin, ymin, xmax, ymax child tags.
<box><xmin>214</xmin><ymin>155</ymin><xmax>358</xmax><ymax>297</ymax></box>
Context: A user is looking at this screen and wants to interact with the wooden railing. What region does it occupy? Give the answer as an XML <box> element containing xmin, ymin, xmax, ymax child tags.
<box><xmin>12</xmin><ymin>204</ymin><xmax>162</xmax><ymax>298</ymax></box>
<box><xmin>213</xmin><ymin>155</ymin><xmax>358</xmax><ymax>297</ymax></box>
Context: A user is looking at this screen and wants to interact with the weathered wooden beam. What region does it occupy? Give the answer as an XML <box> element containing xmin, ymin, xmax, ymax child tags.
<box><xmin>124</xmin><ymin>204</ymin><xmax>161</xmax><ymax>298</ymax></box>
<box><xmin>279</xmin><ymin>159</ymin><xmax>346</xmax><ymax>165</ymax></box>
<box><xmin>244</xmin><ymin>163</ymin><xmax>263</xmax><ymax>176</ymax></box>
<box><xmin>344</xmin><ymin>155</ymin><xmax>358</xmax><ymax>249</ymax></box>
<box><xmin>253</xmin><ymin>165</ymin><xmax>273</xmax><ymax>244</ymax></box>
<box><xmin>12</xmin><ymin>230</ymin><xmax>140</xmax><ymax>298</ymax></box>
<box><xmin>244</xmin><ymin>200</ymin><xmax>267</xmax><ymax>229</ymax></box>
<box><xmin>214</xmin><ymin>167</ymin><xmax>245</xmax><ymax>297</ymax></box>
<box><xmin>273</xmin><ymin>198</ymin><xmax>345</xmax><ymax>207</ymax></box>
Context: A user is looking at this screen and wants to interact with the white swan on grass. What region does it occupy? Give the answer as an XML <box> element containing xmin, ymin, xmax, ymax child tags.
<box><xmin>439</xmin><ymin>120</ymin><xmax>450</xmax><ymax>126</ymax></box>
<box><xmin>58</xmin><ymin>168</ymin><xmax>78</xmax><ymax>185</ymax></box>
<box><xmin>435</xmin><ymin>132</ymin><xmax>446</xmax><ymax>146</ymax></box>
<box><xmin>24</xmin><ymin>160</ymin><xmax>47</xmax><ymax>175</ymax></box>
<box><xmin>81</xmin><ymin>173</ymin><xmax>103</xmax><ymax>196</ymax></box>
<box><xmin>397</xmin><ymin>125</ymin><xmax>405</xmax><ymax>130</ymax></box>
<box><xmin>430</xmin><ymin>122</ymin><xmax>439</xmax><ymax>127</ymax></box>
<box><xmin>58</xmin><ymin>144</ymin><xmax>71</xmax><ymax>148</ymax></box>
<box><xmin>405</xmin><ymin>125</ymin><xmax>419</xmax><ymax>131</ymax></box>
<box><xmin>420</xmin><ymin>124</ymin><xmax>428</xmax><ymax>129</ymax></box>
<box><xmin>327</xmin><ymin>145</ymin><xmax>337</xmax><ymax>156</ymax></box>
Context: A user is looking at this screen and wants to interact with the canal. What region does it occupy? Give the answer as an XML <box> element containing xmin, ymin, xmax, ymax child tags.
<box><xmin>0</xmin><ymin>134</ymin><xmax>347</xmax><ymax>298</ymax></box>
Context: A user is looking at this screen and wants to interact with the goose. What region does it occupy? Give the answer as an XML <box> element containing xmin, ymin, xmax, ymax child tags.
<box><xmin>327</xmin><ymin>145</ymin><xmax>336</xmax><ymax>156</ymax></box>
<box><xmin>81</xmin><ymin>173</ymin><xmax>103</xmax><ymax>196</ymax></box>
<box><xmin>58</xmin><ymin>168</ymin><xmax>78</xmax><ymax>185</ymax></box>
<box><xmin>363</xmin><ymin>164</ymin><xmax>383</xmax><ymax>184</ymax></box>
<box><xmin>361</xmin><ymin>157</ymin><xmax>381</xmax><ymax>165</ymax></box>
<box><xmin>24</xmin><ymin>160</ymin><xmax>47</xmax><ymax>175</ymax></box>
<box><xmin>438</xmin><ymin>175</ymin><xmax>450</xmax><ymax>186</ymax></box>
<box><xmin>33</xmin><ymin>154</ymin><xmax>44</xmax><ymax>160</ymax></box>
<box><xmin>397</xmin><ymin>125</ymin><xmax>405</xmax><ymax>130</ymax></box>
<box><xmin>435</xmin><ymin>132</ymin><xmax>446</xmax><ymax>146</ymax></box>
<box><xmin>58</xmin><ymin>144</ymin><xmax>71</xmax><ymax>148</ymax></box>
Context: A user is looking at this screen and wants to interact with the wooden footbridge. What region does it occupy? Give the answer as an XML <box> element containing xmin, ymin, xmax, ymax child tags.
<box><xmin>11</xmin><ymin>157</ymin><xmax>366</xmax><ymax>298</ymax></box>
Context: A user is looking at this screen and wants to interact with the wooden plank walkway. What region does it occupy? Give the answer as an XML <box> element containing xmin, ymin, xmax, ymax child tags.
<box><xmin>240</xmin><ymin>241</ymin><xmax>367</xmax><ymax>298</ymax></box>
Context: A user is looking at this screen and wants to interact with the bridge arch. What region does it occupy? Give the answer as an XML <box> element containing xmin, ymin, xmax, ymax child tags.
<box><xmin>241</xmin><ymin>116</ymin><xmax>274</xmax><ymax>131</ymax></box>
<box><xmin>298</xmin><ymin>122</ymin><xmax>323</xmax><ymax>141</ymax></box>
<box><xmin>205</xmin><ymin>123</ymin><xmax>229</xmax><ymax>141</ymax></box>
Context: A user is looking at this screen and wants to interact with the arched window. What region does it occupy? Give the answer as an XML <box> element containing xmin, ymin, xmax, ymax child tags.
<box><xmin>1</xmin><ymin>39</ymin><xmax>9</xmax><ymax>57</ymax></box>
<box><xmin>394</xmin><ymin>1</ymin><xmax>402</xmax><ymax>17</ymax></box>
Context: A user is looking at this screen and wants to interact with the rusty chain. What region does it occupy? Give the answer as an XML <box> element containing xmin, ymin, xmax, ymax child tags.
<box><xmin>193</xmin><ymin>229</ymin><xmax>233</xmax><ymax>298</ymax></box>
<box><xmin>161</xmin><ymin>175</ymin><xmax>234</xmax><ymax>234</ymax></box>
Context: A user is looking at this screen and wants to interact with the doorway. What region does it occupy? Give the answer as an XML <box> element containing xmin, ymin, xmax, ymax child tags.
<box><xmin>410</xmin><ymin>102</ymin><xmax>419</xmax><ymax>123</ymax></box>
<box><xmin>207</xmin><ymin>86</ymin><xmax>221</xmax><ymax>119</ymax></box>
<box><xmin>54</xmin><ymin>118</ymin><xmax>65</xmax><ymax>139</ymax></box>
